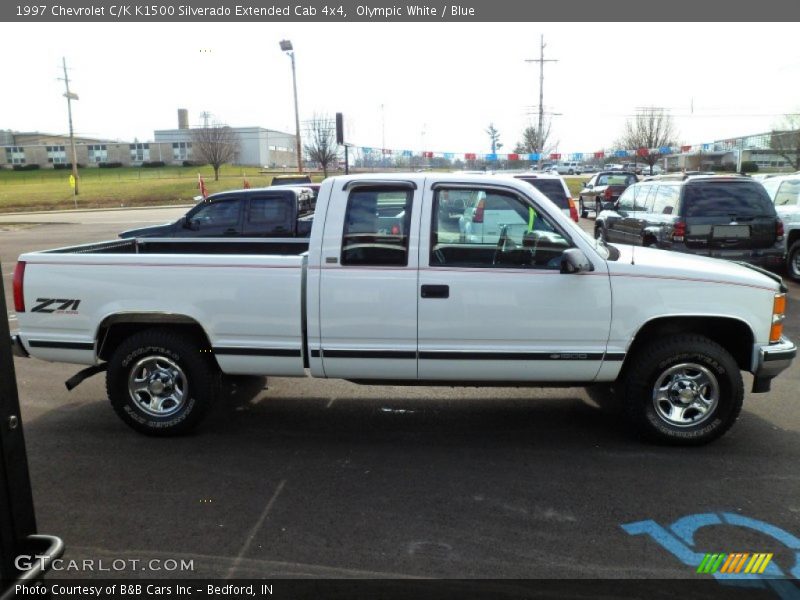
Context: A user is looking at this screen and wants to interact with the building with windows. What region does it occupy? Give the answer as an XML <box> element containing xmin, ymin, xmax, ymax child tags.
<box><xmin>666</xmin><ymin>130</ymin><xmax>799</xmax><ymax>172</ymax></box>
<box><xmin>153</xmin><ymin>126</ymin><xmax>297</xmax><ymax>168</ymax></box>
<box><xmin>0</xmin><ymin>110</ymin><xmax>298</xmax><ymax>169</ymax></box>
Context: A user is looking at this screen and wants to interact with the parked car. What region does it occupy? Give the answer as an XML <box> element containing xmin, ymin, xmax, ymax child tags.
<box><xmin>761</xmin><ymin>174</ymin><xmax>800</xmax><ymax>280</ymax></box>
<box><xmin>514</xmin><ymin>173</ymin><xmax>579</xmax><ymax>222</ymax></box>
<box><xmin>548</xmin><ymin>161</ymin><xmax>582</xmax><ymax>175</ymax></box>
<box><xmin>119</xmin><ymin>187</ymin><xmax>315</xmax><ymax>239</ymax></box>
<box><xmin>581</xmin><ymin>164</ymin><xmax>600</xmax><ymax>174</ymax></box>
<box><xmin>594</xmin><ymin>175</ymin><xmax>785</xmax><ymax>269</ymax></box>
<box><xmin>578</xmin><ymin>171</ymin><xmax>639</xmax><ymax>217</ymax></box>
<box><xmin>270</xmin><ymin>174</ymin><xmax>313</xmax><ymax>186</ymax></box>
<box><xmin>11</xmin><ymin>173</ymin><xmax>795</xmax><ymax>445</ymax></box>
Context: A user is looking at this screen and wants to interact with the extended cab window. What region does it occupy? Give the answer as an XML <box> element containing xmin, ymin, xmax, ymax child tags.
<box><xmin>248</xmin><ymin>196</ymin><xmax>293</xmax><ymax>234</ymax></box>
<box><xmin>431</xmin><ymin>188</ymin><xmax>571</xmax><ymax>270</ymax></box>
<box><xmin>341</xmin><ymin>187</ymin><xmax>413</xmax><ymax>266</ymax></box>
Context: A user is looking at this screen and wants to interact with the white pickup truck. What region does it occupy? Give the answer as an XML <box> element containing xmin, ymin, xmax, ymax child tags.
<box><xmin>10</xmin><ymin>174</ymin><xmax>796</xmax><ymax>444</ymax></box>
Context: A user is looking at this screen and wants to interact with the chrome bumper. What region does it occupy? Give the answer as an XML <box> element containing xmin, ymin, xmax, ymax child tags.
<box><xmin>752</xmin><ymin>336</ymin><xmax>796</xmax><ymax>392</ymax></box>
<box><xmin>11</xmin><ymin>334</ymin><xmax>29</xmax><ymax>358</ymax></box>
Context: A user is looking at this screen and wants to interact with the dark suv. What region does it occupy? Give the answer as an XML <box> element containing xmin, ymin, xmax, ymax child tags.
<box><xmin>594</xmin><ymin>175</ymin><xmax>785</xmax><ymax>267</ymax></box>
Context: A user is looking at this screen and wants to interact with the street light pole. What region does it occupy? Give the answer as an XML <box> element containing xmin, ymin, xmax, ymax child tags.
<box><xmin>280</xmin><ymin>40</ymin><xmax>303</xmax><ymax>174</ymax></box>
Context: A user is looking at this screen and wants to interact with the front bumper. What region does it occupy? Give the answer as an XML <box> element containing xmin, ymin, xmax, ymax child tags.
<box><xmin>752</xmin><ymin>336</ymin><xmax>796</xmax><ymax>393</ymax></box>
<box><xmin>11</xmin><ymin>334</ymin><xmax>29</xmax><ymax>358</ymax></box>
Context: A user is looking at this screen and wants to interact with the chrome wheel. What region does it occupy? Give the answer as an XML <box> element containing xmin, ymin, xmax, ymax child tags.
<box><xmin>652</xmin><ymin>362</ymin><xmax>719</xmax><ymax>427</ymax></box>
<box><xmin>128</xmin><ymin>355</ymin><xmax>187</xmax><ymax>417</ymax></box>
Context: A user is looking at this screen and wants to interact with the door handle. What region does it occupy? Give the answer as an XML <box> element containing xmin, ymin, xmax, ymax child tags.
<box><xmin>421</xmin><ymin>284</ymin><xmax>449</xmax><ymax>299</ymax></box>
<box><xmin>223</xmin><ymin>228</ymin><xmax>237</xmax><ymax>235</ymax></box>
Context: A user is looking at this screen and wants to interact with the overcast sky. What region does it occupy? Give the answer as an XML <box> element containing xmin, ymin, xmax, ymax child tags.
<box><xmin>2</xmin><ymin>22</ymin><xmax>798</xmax><ymax>155</ymax></box>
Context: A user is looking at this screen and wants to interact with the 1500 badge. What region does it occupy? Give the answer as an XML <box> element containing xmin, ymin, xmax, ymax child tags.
<box><xmin>31</xmin><ymin>298</ymin><xmax>81</xmax><ymax>313</ymax></box>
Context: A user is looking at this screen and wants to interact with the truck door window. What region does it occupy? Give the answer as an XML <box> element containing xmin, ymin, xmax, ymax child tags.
<box><xmin>190</xmin><ymin>199</ymin><xmax>241</xmax><ymax>228</ymax></box>
<box><xmin>341</xmin><ymin>187</ymin><xmax>413</xmax><ymax>266</ymax></box>
<box><xmin>431</xmin><ymin>188</ymin><xmax>571</xmax><ymax>270</ymax></box>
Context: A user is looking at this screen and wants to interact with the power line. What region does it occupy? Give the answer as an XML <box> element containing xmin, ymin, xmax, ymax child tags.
<box><xmin>525</xmin><ymin>35</ymin><xmax>558</xmax><ymax>161</ymax></box>
<box><xmin>57</xmin><ymin>57</ymin><xmax>79</xmax><ymax>204</ymax></box>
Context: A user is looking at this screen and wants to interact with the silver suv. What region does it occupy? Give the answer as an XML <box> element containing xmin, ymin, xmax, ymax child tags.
<box><xmin>762</xmin><ymin>174</ymin><xmax>800</xmax><ymax>280</ymax></box>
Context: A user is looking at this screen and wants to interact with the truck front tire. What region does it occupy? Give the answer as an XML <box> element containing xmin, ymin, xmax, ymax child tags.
<box><xmin>106</xmin><ymin>329</ymin><xmax>218</xmax><ymax>435</ymax></box>
<box><xmin>618</xmin><ymin>334</ymin><xmax>743</xmax><ymax>445</ymax></box>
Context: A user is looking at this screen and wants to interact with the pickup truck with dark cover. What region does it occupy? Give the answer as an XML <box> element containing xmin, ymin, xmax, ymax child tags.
<box><xmin>10</xmin><ymin>173</ymin><xmax>796</xmax><ymax>445</ymax></box>
<box><xmin>119</xmin><ymin>187</ymin><xmax>314</xmax><ymax>239</ymax></box>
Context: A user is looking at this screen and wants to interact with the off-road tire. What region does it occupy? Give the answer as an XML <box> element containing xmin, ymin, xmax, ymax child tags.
<box><xmin>106</xmin><ymin>328</ymin><xmax>218</xmax><ymax>436</ymax></box>
<box><xmin>617</xmin><ymin>334</ymin><xmax>743</xmax><ymax>445</ymax></box>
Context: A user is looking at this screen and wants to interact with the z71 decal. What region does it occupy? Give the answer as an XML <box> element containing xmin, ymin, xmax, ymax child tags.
<box><xmin>31</xmin><ymin>298</ymin><xmax>81</xmax><ymax>314</ymax></box>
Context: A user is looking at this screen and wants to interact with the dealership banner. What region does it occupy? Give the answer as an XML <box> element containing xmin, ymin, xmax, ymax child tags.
<box><xmin>355</xmin><ymin>143</ymin><xmax>725</xmax><ymax>162</ymax></box>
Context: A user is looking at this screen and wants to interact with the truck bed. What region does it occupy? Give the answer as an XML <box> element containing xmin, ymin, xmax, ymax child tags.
<box><xmin>42</xmin><ymin>237</ymin><xmax>310</xmax><ymax>256</ymax></box>
<box><xmin>17</xmin><ymin>237</ymin><xmax>310</xmax><ymax>377</ymax></box>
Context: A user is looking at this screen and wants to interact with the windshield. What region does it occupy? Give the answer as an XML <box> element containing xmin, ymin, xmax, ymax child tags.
<box><xmin>597</xmin><ymin>174</ymin><xmax>637</xmax><ymax>186</ymax></box>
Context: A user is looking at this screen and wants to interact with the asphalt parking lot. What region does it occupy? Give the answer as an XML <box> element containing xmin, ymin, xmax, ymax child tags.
<box><xmin>1</xmin><ymin>208</ymin><xmax>799</xmax><ymax>592</ymax></box>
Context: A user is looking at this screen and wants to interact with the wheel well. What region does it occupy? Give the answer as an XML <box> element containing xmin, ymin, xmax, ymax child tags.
<box><xmin>96</xmin><ymin>315</ymin><xmax>215</xmax><ymax>364</ymax></box>
<box><xmin>787</xmin><ymin>228</ymin><xmax>800</xmax><ymax>249</ymax></box>
<box><xmin>622</xmin><ymin>316</ymin><xmax>754</xmax><ymax>373</ymax></box>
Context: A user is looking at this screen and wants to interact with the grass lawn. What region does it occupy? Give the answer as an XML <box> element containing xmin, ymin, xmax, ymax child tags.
<box><xmin>0</xmin><ymin>166</ymin><xmax>591</xmax><ymax>213</ymax></box>
<box><xmin>0</xmin><ymin>166</ymin><xmax>326</xmax><ymax>212</ymax></box>
<box><xmin>564</xmin><ymin>176</ymin><xmax>591</xmax><ymax>198</ymax></box>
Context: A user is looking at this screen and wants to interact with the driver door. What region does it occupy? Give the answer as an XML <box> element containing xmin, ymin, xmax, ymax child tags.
<box><xmin>419</xmin><ymin>182</ymin><xmax>612</xmax><ymax>382</ymax></box>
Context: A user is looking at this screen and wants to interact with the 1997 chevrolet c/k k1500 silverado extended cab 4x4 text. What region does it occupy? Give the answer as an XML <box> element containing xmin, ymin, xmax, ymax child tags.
<box><xmin>10</xmin><ymin>174</ymin><xmax>796</xmax><ymax>444</ymax></box>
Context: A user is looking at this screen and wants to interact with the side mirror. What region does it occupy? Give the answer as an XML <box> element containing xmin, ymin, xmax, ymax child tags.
<box><xmin>585</xmin><ymin>183</ymin><xmax>593</xmax><ymax>189</ymax></box>
<box><xmin>185</xmin><ymin>218</ymin><xmax>200</xmax><ymax>231</ymax></box>
<box><xmin>560</xmin><ymin>248</ymin><xmax>594</xmax><ymax>274</ymax></box>
<box><xmin>602</xmin><ymin>201</ymin><xmax>618</xmax><ymax>211</ymax></box>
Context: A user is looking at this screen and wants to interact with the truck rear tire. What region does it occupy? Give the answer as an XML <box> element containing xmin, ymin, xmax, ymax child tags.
<box><xmin>618</xmin><ymin>334</ymin><xmax>743</xmax><ymax>445</ymax></box>
<box><xmin>106</xmin><ymin>329</ymin><xmax>218</xmax><ymax>435</ymax></box>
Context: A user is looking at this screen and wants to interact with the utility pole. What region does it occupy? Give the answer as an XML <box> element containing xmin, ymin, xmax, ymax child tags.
<box><xmin>59</xmin><ymin>57</ymin><xmax>80</xmax><ymax>203</ymax></box>
<box><xmin>525</xmin><ymin>35</ymin><xmax>558</xmax><ymax>167</ymax></box>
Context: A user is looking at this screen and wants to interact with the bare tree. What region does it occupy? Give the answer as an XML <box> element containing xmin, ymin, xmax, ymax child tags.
<box><xmin>618</xmin><ymin>107</ymin><xmax>678</xmax><ymax>174</ymax></box>
<box><xmin>191</xmin><ymin>122</ymin><xmax>239</xmax><ymax>181</ymax></box>
<box><xmin>304</xmin><ymin>114</ymin><xmax>338</xmax><ymax>177</ymax></box>
<box><xmin>514</xmin><ymin>121</ymin><xmax>554</xmax><ymax>154</ymax></box>
<box><xmin>486</xmin><ymin>123</ymin><xmax>503</xmax><ymax>154</ymax></box>
<box><xmin>769</xmin><ymin>114</ymin><xmax>800</xmax><ymax>171</ymax></box>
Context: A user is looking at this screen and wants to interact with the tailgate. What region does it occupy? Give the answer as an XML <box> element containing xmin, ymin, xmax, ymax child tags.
<box><xmin>682</xmin><ymin>181</ymin><xmax>779</xmax><ymax>250</ymax></box>
<box><xmin>684</xmin><ymin>217</ymin><xmax>777</xmax><ymax>250</ymax></box>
